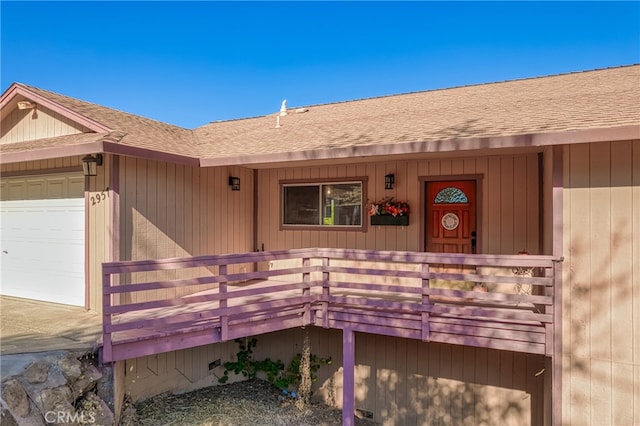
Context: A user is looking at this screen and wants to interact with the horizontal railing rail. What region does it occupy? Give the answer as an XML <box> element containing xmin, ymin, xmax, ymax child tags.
<box><xmin>102</xmin><ymin>248</ymin><xmax>561</xmax><ymax>362</ymax></box>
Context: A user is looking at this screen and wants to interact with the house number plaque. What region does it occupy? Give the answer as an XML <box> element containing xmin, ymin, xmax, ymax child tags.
<box><xmin>90</xmin><ymin>190</ymin><xmax>109</xmax><ymax>206</ymax></box>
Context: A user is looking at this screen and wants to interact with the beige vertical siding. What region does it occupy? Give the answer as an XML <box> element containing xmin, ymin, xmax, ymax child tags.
<box><xmin>118</xmin><ymin>159</ymin><xmax>254</xmax><ymax>302</ymax></box>
<box><xmin>0</xmin><ymin>156</ymin><xmax>82</xmax><ymax>174</ymax></box>
<box><xmin>124</xmin><ymin>339</ymin><xmax>242</xmax><ymax>401</ymax></box>
<box><xmin>124</xmin><ymin>328</ymin><xmax>544</xmax><ymax>425</ymax></box>
<box><xmin>0</xmin><ymin>104</ymin><xmax>92</xmax><ymax>144</ymax></box>
<box><xmin>87</xmin><ymin>155</ymin><xmax>112</xmax><ymax>312</ymax></box>
<box><xmin>257</xmin><ymin>154</ymin><xmax>541</xmax><ymax>256</ymax></box>
<box><xmin>120</xmin><ymin>152</ymin><xmax>544</xmax><ymax>423</ymax></box>
<box><xmin>562</xmin><ymin>140</ymin><xmax>640</xmax><ymax>425</ymax></box>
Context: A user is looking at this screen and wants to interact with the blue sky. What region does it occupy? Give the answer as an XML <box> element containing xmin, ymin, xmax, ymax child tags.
<box><xmin>2</xmin><ymin>1</ymin><xmax>639</xmax><ymax>129</ymax></box>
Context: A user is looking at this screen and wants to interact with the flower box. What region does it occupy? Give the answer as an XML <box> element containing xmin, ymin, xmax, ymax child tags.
<box><xmin>367</xmin><ymin>197</ymin><xmax>410</xmax><ymax>227</ymax></box>
<box><xmin>370</xmin><ymin>215</ymin><xmax>409</xmax><ymax>226</ymax></box>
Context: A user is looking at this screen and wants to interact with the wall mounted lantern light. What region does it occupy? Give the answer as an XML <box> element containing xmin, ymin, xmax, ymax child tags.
<box><xmin>228</xmin><ymin>176</ymin><xmax>240</xmax><ymax>191</ymax></box>
<box><xmin>384</xmin><ymin>174</ymin><xmax>395</xmax><ymax>190</ymax></box>
<box><xmin>81</xmin><ymin>154</ymin><xmax>103</xmax><ymax>177</ymax></box>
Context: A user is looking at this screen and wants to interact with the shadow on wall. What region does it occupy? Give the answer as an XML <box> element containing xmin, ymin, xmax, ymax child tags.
<box><xmin>564</xmin><ymin>228</ymin><xmax>636</xmax><ymax>424</ymax></box>
<box><xmin>312</xmin><ymin>332</ymin><xmax>545</xmax><ymax>426</ymax></box>
<box><xmin>305</xmin><ymin>226</ymin><xmax>637</xmax><ymax>425</ymax></box>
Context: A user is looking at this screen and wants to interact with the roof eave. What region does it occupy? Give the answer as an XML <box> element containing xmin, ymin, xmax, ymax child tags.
<box><xmin>102</xmin><ymin>141</ymin><xmax>200</xmax><ymax>166</ymax></box>
<box><xmin>3</xmin><ymin>125</ymin><xmax>637</xmax><ymax>168</ymax></box>
<box><xmin>0</xmin><ymin>83</ymin><xmax>112</xmax><ymax>133</ymax></box>
<box><xmin>0</xmin><ymin>139</ymin><xmax>200</xmax><ymax>167</ymax></box>
<box><xmin>0</xmin><ymin>141</ymin><xmax>106</xmax><ymax>164</ymax></box>
<box><xmin>199</xmin><ymin>125</ymin><xmax>640</xmax><ymax>168</ymax></box>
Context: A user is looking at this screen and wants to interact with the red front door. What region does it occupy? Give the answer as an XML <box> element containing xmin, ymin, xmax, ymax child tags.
<box><xmin>425</xmin><ymin>180</ymin><xmax>477</xmax><ymax>254</ymax></box>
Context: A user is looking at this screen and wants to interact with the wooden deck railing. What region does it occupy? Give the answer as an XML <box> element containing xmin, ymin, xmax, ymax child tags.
<box><xmin>102</xmin><ymin>248</ymin><xmax>562</xmax><ymax>363</ymax></box>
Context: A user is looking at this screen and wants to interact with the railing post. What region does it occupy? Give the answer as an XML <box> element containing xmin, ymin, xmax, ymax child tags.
<box><xmin>302</xmin><ymin>257</ymin><xmax>311</xmax><ymax>325</ymax></box>
<box><xmin>219</xmin><ymin>264</ymin><xmax>228</xmax><ymax>342</ymax></box>
<box><xmin>421</xmin><ymin>262</ymin><xmax>430</xmax><ymax>342</ymax></box>
<box><xmin>544</xmin><ymin>265</ymin><xmax>554</xmax><ymax>356</ymax></box>
<box><xmin>102</xmin><ymin>269</ymin><xmax>113</xmax><ymax>364</ymax></box>
<box><xmin>322</xmin><ymin>257</ymin><xmax>330</xmax><ymax>328</ymax></box>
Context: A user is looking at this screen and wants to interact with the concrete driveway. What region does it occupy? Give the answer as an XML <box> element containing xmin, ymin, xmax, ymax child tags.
<box><xmin>0</xmin><ymin>296</ymin><xmax>102</xmax><ymax>356</ymax></box>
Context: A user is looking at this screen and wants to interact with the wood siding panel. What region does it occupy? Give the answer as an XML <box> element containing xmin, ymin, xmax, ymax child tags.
<box><xmin>589</xmin><ymin>143</ymin><xmax>612</xmax><ymax>362</ymax></box>
<box><xmin>635</xmin><ymin>365</ymin><xmax>640</xmax><ymax>426</ymax></box>
<box><xmin>566</xmin><ymin>142</ymin><xmax>593</xmax><ymax>426</ymax></box>
<box><xmin>257</xmin><ymin>154</ymin><xmax>540</xmax><ymax>256</ymax></box>
<box><xmin>562</xmin><ymin>140</ymin><xmax>640</xmax><ymax>425</ymax></box>
<box><xmin>312</xmin><ymin>330</ymin><xmax>542</xmax><ymax>425</ymax></box>
<box><xmin>0</xmin><ymin>157</ymin><xmax>82</xmax><ymax>174</ymax></box>
<box><xmin>501</xmin><ymin>158</ymin><xmax>515</xmax><ymax>254</ymax></box>
<box><xmin>307</xmin><ymin>331</ymin><xmax>542</xmax><ymax>426</ymax></box>
<box><xmin>634</xmin><ymin>142</ymin><xmax>640</xmax><ymax>422</ymax></box>
<box><xmin>0</xmin><ymin>105</ymin><xmax>91</xmax><ymax>144</ymax></box>
<box><xmin>125</xmin><ymin>339</ymin><xmax>239</xmax><ymax>401</ymax></box>
<box><xmin>610</xmin><ymin>141</ymin><xmax>634</xmax><ymax>365</ymax></box>
<box><xmin>486</xmin><ymin>157</ymin><xmax>502</xmax><ymax>254</ymax></box>
<box><xmin>118</xmin><ymin>160</ymin><xmax>254</xmax><ymax>302</ymax></box>
<box><xmin>87</xmin><ymin>154</ymin><xmax>111</xmax><ymax>312</ymax></box>
<box><xmin>124</xmin><ymin>328</ymin><xmax>544</xmax><ymax>425</ymax></box>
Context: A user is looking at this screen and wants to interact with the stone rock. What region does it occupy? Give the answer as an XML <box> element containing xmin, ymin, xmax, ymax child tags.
<box><xmin>0</xmin><ymin>405</ymin><xmax>19</xmax><ymax>426</ymax></box>
<box><xmin>71</xmin><ymin>364</ymin><xmax>102</xmax><ymax>397</ymax></box>
<box><xmin>36</xmin><ymin>386</ymin><xmax>73</xmax><ymax>415</ymax></box>
<box><xmin>95</xmin><ymin>364</ymin><xmax>114</xmax><ymax>411</ymax></box>
<box><xmin>1</xmin><ymin>400</ymin><xmax>46</xmax><ymax>426</ymax></box>
<box><xmin>1</xmin><ymin>350</ymin><xmax>114</xmax><ymax>426</ymax></box>
<box><xmin>42</xmin><ymin>401</ymin><xmax>77</xmax><ymax>426</ymax></box>
<box><xmin>24</xmin><ymin>363</ymin><xmax>49</xmax><ymax>384</ymax></box>
<box><xmin>1</xmin><ymin>378</ymin><xmax>30</xmax><ymax>417</ymax></box>
<box><xmin>77</xmin><ymin>392</ymin><xmax>114</xmax><ymax>426</ymax></box>
<box><xmin>57</xmin><ymin>355</ymin><xmax>82</xmax><ymax>382</ymax></box>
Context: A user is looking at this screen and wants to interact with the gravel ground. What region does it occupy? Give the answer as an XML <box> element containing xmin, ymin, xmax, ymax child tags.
<box><xmin>121</xmin><ymin>378</ymin><xmax>374</xmax><ymax>426</ymax></box>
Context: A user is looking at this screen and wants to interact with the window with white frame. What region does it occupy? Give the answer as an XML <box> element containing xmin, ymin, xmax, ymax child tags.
<box><xmin>282</xmin><ymin>181</ymin><xmax>363</xmax><ymax>227</ymax></box>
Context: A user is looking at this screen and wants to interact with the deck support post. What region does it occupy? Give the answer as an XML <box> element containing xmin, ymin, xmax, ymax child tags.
<box><xmin>342</xmin><ymin>327</ymin><xmax>355</xmax><ymax>426</ymax></box>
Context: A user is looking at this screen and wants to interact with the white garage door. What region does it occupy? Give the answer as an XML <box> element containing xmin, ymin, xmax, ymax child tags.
<box><xmin>0</xmin><ymin>173</ymin><xmax>85</xmax><ymax>306</ymax></box>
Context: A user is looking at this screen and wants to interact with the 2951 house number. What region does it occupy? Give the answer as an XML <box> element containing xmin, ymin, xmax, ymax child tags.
<box><xmin>90</xmin><ymin>190</ymin><xmax>109</xmax><ymax>206</ymax></box>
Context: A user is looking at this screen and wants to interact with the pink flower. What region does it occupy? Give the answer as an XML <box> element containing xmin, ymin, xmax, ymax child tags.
<box><xmin>366</xmin><ymin>197</ymin><xmax>410</xmax><ymax>217</ymax></box>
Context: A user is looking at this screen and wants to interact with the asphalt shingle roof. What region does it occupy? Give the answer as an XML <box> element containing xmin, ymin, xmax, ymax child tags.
<box><xmin>194</xmin><ymin>65</ymin><xmax>640</xmax><ymax>160</ymax></box>
<box><xmin>7</xmin><ymin>83</ymin><xmax>198</xmax><ymax>157</ymax></box>
<box><xmin>2</xmin><ymin>65</ymin><xmax>639</xmax><ymax>163</ymax></box>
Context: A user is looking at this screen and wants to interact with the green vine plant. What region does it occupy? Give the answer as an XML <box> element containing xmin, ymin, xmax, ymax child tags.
<box><xmin>218</xmin><ymin>337</ymin><xmax>332</xmax><ymax>392</ymax></box>
<box><xmin>218</xmin><ymin>337</ymin><xmax>263</xmax><ymax>382</ymax></box>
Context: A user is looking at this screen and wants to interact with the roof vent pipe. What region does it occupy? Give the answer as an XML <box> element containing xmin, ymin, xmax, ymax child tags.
<box><xmin>279</xmin><ymin>99</ymin><xmax>287</xmax><ymax>116</ymax></box>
